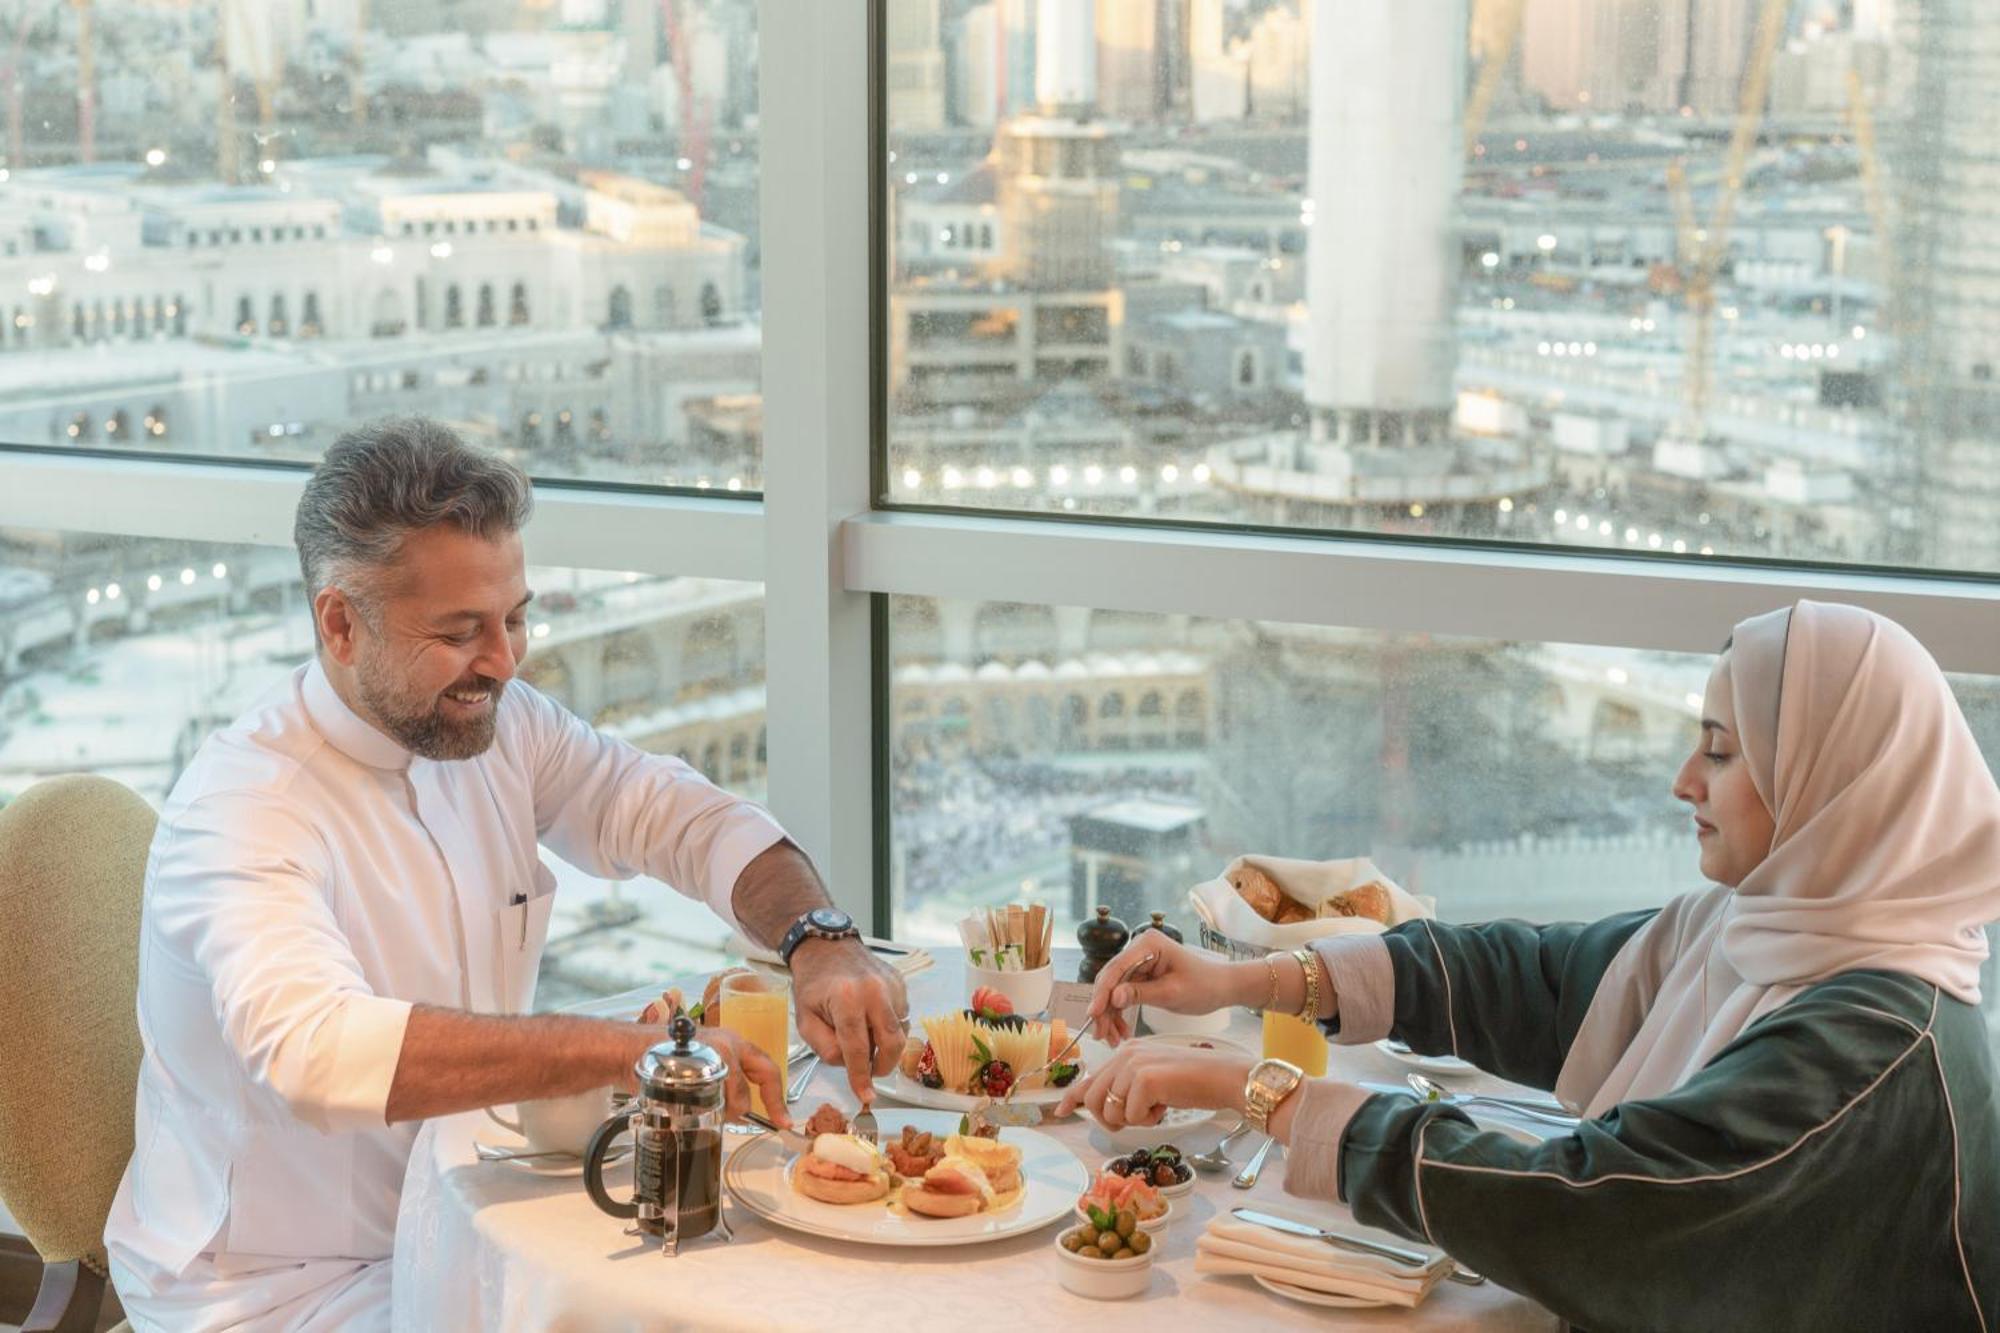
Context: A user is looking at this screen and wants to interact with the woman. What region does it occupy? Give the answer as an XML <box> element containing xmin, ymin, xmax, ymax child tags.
<box><xmin>1057</xmin><ymin>601</ymin><xmax>1999</xmax><ymax>1331</ymax></box>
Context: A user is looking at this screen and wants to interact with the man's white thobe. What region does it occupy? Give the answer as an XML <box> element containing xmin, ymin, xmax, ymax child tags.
<box><xmin>105</xmin><ymin>661</ymin><xmax>787</xmax><ymax>1330</ymax></box>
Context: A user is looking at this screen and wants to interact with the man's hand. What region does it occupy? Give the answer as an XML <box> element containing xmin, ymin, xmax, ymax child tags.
<box><xmin>789</xmin><ymin>938</ymin><xmax>908</xmax><ymax>1103</ymax></box>
<box><xmin>693</xmin><ymin>1025</ymin><xmax>791</xmax><ymax>1127</ymax></box>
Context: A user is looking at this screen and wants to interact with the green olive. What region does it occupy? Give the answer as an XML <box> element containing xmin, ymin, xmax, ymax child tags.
<box><xmin>1115</xmin><ymin>1209</ymin><xmax>1137</xmax><ymax>1239</ymax></box>
<box><xmin>1078</xmin><ymin>1226</ymin><xmax>1099</xmax><ymax>1247</ymax></box>
<box><xmin>1113</xmin><ymin>1247</ymin><xmax>1136</xmax><ymax>1260</ymax></box>
<box><xmin>1097</xmin><ymin>1231</ymin><xmax>1123</xmax><ymax>1255</ymax></box>
<box><xmin>1129</xmin><ymin>1229</ymin><xmax>1152</xmax><ymax>1255</ymax></box>
<box><xmin>1062</xmin><ymin>1232</ymin><xmax>1085</xmax><ymax>1253</ymax></box>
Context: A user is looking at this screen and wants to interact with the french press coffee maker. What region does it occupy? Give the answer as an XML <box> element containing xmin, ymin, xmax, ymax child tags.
<box><xmin>583</xmin><ymin>1014</ymin><xmax>732</xmax><ymax>1255</ymax></box>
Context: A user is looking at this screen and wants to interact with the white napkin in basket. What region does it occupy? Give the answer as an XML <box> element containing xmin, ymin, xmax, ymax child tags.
<box><xmin>1190</xmin><ymin>854</ymin><xmax>1433</xmax><ymax>950</ymax></box>
<box><xmin>1195</xmin><ymin>1214</ymin><xmax>1453</xmax><ymax>1307</ymax></box>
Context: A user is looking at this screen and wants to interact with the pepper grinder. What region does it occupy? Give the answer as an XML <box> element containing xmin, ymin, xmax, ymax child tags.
<box><xmin>1075</xmin><ymin>905</ymin><xmax>1129</xmax><ymax>983</ymax></box>
<box><xmin>1131</xmin><ymin>911</ymin><xmax>1183</xmax><ymax>947</ymax></box>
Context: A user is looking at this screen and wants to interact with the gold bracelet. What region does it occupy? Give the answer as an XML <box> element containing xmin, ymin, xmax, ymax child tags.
<box><xmin>1260</xmin><ymin>953</ymin><xmax>1283</xmax><ymax>1011</ymax></box>
<box><xmin>1291</xmin><ymin>947</ymin><xmax>1321</xmax><ymax>1023</ymax></box>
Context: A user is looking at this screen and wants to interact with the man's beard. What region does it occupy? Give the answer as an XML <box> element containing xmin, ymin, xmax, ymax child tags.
<box><xmin>355</xmin><ymin>655</ymin><xmax>506</xmax><ymax>761</ymax></box>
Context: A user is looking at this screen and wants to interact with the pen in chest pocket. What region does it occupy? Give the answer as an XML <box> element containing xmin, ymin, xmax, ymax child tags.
<box><xmin>510</xmin><ymin>892</ymin><xmax>528</xmax><ymax>949</ymax></box>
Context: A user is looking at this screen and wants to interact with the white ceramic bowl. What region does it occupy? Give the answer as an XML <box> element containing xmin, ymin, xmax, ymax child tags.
<box><xmin>1075</xmin><ymin>1194</ymin><xmax>1173</xmax><ymax>1233</ymax></box>
<box><xmin>1099</xmin><ymin>1156</ymin><xmax>1196</xmax><ymax>1200</ymax></box>
<box><xmin>1053</xmin><ymin>1231</ymin><xmax>1155</xmax><ymax>1300</ymax></box>
<box><xmin>1138</xmin><ymin>1003</ymin><xmax>1230</xmax><ymax>1037</ymax></box>
<box><xmin>967</xmin><ymin>962</ymin><xmax>1054</xmax><ymax>1017</ymax></box>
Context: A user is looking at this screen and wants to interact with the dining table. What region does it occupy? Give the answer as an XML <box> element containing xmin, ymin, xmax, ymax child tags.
<box><xmin>390</xmin><ymin>947</ymin><xmax>1563</xmax><ymax>1331</ymax></box>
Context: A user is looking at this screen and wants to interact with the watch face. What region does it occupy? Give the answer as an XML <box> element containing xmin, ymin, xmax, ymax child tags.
<box><xmin>809</xmin><ymin>908</ymin><xmax>853</xmax><ymax>933</ymax></box>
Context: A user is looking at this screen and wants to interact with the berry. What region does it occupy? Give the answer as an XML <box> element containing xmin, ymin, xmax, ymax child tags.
<box><xmin>964</xmin><ymin>1008</ymin><xmax>1027</xmax><ymax>1032</ymax></box>
<box><xmin>978</xmin><ymin>1059</ymin><xmax>1015</xmax><ymax>1098</ymax></box>
<box><xmin>920</xmin><ymin>1067</ymin><xmax>944</xmax><ymax>1090</ymax></box>
<box><xmin>1048</xmin><ymin>1060</ymin><xmax>1080</xmax><ymax>1088</ymax></box>
<box><xmin>915</xmin><ymin>1043</ymin><xmax>938</xmax><ymax>1079</ymax></box>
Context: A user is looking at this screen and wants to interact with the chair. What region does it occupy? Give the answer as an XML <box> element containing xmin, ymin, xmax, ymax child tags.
<box><xmin>0</xmin><ymin>775</ymin><xmax>154</xmax><ymax>1333</ymax></box>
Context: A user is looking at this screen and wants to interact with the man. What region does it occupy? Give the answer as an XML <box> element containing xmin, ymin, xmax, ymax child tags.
<box><xmin>105</xmin><ymin>418</ymin><xmax>906</xmax><ymax>1329</ymax></box>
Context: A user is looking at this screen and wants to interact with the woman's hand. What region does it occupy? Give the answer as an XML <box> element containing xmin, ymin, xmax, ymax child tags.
<box><xmin>1054</xmin><ymin>1043</ymin><xmax>1252</xmax><ymax>1130</ymax></box>
<box><xmin>1083</xmin><ymin>934</ymin><xmax>1258</xmax><ymax>1044</ymax></box>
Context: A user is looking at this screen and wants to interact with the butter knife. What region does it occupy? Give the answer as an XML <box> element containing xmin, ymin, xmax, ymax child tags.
<box><xmin>1231</xmin><ymin>1208</ymin><xmax>1487</xmax><ymax>1286</ymax></box>
<box><xmin>741</xmin><ymin>1110</ymin><xmax>817</xmax><ymax>1156</ymax></box>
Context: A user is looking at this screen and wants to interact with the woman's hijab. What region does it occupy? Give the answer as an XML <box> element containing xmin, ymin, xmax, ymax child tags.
<box><xmin>1556</xmin><ymin>600</ymin><xmax>2000</xmax><ymax>1116</ymax></box>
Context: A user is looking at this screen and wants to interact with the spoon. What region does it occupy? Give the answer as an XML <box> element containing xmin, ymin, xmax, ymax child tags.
<box><xmin>1188</xmin><ymin>1121</ymin><xmax>1255</xmax><ymax>1174</ymax></box>
<box><xmin>1406</xmin><ymin>1074</ymin><xmax>1580</xmax><ymax>1127</ymax></box>
<box><xmin>1230</xmin><ymin>1136</ymin><xmax>1277</xmax><ymax>1189</ymax></box>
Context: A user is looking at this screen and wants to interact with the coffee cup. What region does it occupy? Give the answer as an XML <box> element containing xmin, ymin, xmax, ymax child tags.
<box><xmin>486</xmin><ymin>1086</ymin><xmax>615</xmax><ymax>1157</ymax></box>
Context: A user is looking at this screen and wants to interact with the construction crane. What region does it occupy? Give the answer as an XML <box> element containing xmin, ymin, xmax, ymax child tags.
<box><xmin>1464</xmin><ymin>0</ymin><xmax>1527</xmax><ymax>159</ymax></box>
<box><xmin>659</xmin><ymin>0</ymin><xmax>709</xmax><ymax>209</ymax></box>
<box><xmin>1844</xmin><ymin>64</ymin><xmax>1895</xmax><ymax>331</ymax></box>
<box><xmin>1667</xmin><ymin>0</ymin><xmax>1792</xmax><ymax>444</ymax></box>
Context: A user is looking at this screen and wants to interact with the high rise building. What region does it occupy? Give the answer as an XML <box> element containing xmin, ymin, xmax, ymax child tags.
<box><xmin>1521</xmin><ymin>0</ymin><xmax>1685</xmax><ymax>112</ymax></box>
<box><xmin>1898</xmin><ymin>0</ymin><xmax>2000</xmax><ymax>568</ymax></box>
<box><xmin>889</xmin><ymin>0</ymin><xmax>950</xmax><ymax>131</ymax></box>
<box><xmin>1002</xmin><ymin>0</ymin><xmax>1039</xmax><ymax>116</ymax></box>
<box><xmin>1189</xmin><ymin>0</ymin><xmax>1248</xmax><ymax>123</ymax></box>
<box><xmin>1246</xmin><ymin>3</ymin><xmax>1310</xmax><ymax>122</ymax></box>
<box><xmin>1037</xmin><ymin>0</ymin><xmax>1096</xmax><ymax>111</ymax></box>
<box><xmin>956</xmin><ymin>3</ymin><xmax>1001</xmax><ymax>127</ymax></box>
<box><xmin>1683</xmin><ymin>0</ymin><xmax>1758</xmax><ymax>114</ymax></box>
<box><xmin>1097</xmin><ymin>0</ymin><xmax>1162</xmax><ymax>120</ymax></box>
<box><xmin>1306</xmin><ymin>0</ymin><xmax>1468</xmax><ymax>443</ymax></box>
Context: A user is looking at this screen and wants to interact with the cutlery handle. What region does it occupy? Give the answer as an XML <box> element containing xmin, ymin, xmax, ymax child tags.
<box><xmin>1463</xmin><ymin>1096</ymin><xmax>1578</xmax><ymax>1128</ymax></box>
<box><xmin>786</xmin><ymin>1053</ymin><xmax>820</xmax><ymax>1104</ymax></box>
<box><xmin>1319</xmin><ymin>1232</ymin><xmax>1431</xmax><ymax>1268</ymax></box>
<box><xmin>1231</xmin><ymin>1137</ymin><xmax>1276</xmax><ymax>1189</ymax></box>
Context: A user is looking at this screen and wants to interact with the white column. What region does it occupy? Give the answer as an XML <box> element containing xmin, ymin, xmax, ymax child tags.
<box><xmin>758</xmin><ymin>0</ymin><xmax>877</xmax><ymax>923</ymax></box>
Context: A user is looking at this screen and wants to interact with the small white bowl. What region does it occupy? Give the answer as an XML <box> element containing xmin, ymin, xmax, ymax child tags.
<box><xmin>967</xmin><ymin>962</ymin><xmax>1054</xmax><ymax>1016</ymax></box>
<box><xmin>1099</xmin><ymin>1156</ymin><xmax>1196</xmax><ymax>1200</ymax></box>
<box><xmin>1053</xmin><ymin>1231</ymin><xmax>1155</xmax><ymax>1300</ymax></box>
<box><xmin>1075</xmin><ymin>1194</ymin><xmax>1173</xmax><ymax>1233</ymax></box>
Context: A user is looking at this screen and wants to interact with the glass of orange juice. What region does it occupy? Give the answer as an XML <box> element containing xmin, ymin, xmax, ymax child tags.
<box><xmin>1261</xmin><ymin>1004</ymin><xmax>1330</xmax><ymax>1078</ymax></box>
<box><xmin>718</xmin><ymin>971</ymin><xmax>791</xmax><ymax>1118</ymax></box>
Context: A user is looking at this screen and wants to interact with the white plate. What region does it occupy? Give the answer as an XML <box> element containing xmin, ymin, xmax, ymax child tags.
<box><xmin>723</xmin><ymin>1109</ymin><xmax>1089</xmax><ymax>1248</ymax></box>
<box><xmin>1129</xmin><ymin>1032</ymin><xmax>1252</xmax><ymax>1057</ymax></box>
<box><xmin>471</xmin><ymin>1122</ymin><xmax>625</xmax><ymax>1179</ymax></box>
<box><xmin>1252</xmin><ymin>1273</ymin><xmax>1390</xmax><ymax>1309</ymax></box>
<box><xmin>873</xmin><ymin>1070</ymin><xmax>1076</xmax><ymax>1115</ymax></box>
<box><xmin>1374</xmin><ymin>1039</ymin><xmax>1478</xmax><ymax>1078</ymax></box>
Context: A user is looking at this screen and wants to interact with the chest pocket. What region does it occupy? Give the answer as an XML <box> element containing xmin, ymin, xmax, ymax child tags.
<box><xmin>495</xmin><ymin>861</ymin><xmax>558</xmax><ymax>1014</ymax></box>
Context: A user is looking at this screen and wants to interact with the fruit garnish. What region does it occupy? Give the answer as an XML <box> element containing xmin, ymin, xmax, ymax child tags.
<box><xmin>968</xmin><ymin>986</ymin><xmax>1014</xmax><ymax>1018</ymax></box>
<box><xmin>1048</xmin><ymin>1060</ymin><xmax>1080</xmax><ymax>1088</ymax></box>
<box><xmin>1086</xmin><ymin>1202</ymin><xmax>1117</xmax><ymax>1232</ymax></box>
<box><xmin>978</xmin><ymin>1059</ymin><xmax>1015</xmax><ymax>1098</ymax></box>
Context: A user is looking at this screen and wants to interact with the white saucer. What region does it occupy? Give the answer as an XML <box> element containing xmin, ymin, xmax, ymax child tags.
<box><xmin>472</xmin><ymin>1122</ymin><xmax>625</xmax><ymax>1178</ymax></box>
<box><xmin>1252</xmin><ymin>1273</ymin><xmax>1390</xmax><ymax>1309</ymax></box>
<box><xmin>1374</xmin><ymin>1038</ymin><xmax>1478</xmax><ymax>1078</ymax></box>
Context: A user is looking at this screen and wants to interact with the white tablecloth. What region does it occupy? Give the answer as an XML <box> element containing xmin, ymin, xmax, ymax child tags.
<box><xmin>392</xmin><ymin>952</ymin><xmax>1560</xmax><ymax>1331</ymax></box>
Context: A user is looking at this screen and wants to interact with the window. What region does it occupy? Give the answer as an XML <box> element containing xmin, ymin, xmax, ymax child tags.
<box><xmin>0</xmin><ymin>2</ymin><xmax>763</xmax><ymax>487</ymax></box>
<box><xmin>882</xmin><ymin>1</ymin><xmax>2000</xmax><ymax>579</ymax></box>
<box><xmin>0</xmin><ymin>526</ymin><xmax>767</xmax><ymax>1002</ymax></box>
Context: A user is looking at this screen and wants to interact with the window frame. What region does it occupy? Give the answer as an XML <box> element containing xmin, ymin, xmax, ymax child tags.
<box><xmin>3</xmin><ymin>0</ymin><xmax>2000</xmax><ymax>943</ymax></box>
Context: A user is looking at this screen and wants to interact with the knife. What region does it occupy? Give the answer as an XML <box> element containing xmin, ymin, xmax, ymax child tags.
<box><xmin>1359</xmin><ymin>1082</ymin><xmax>1573</xmax><ymax>1117</ymax></box>
<box><xmin>741</xmin><ymin>1110</ymin><xmax>817</xmax><ymax>1156</ymax></box>
<box><xmin>1231</xmin><ymin>1208</ymin><xmax>1487</xmax><ymax>1286</ymax></box>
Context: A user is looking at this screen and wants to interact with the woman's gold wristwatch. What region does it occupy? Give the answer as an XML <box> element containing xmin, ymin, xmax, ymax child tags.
<box><xmin>1243</xmin><ymin>1057</ymin><xmax>1305</xmax><ymax>1135</ymax></box>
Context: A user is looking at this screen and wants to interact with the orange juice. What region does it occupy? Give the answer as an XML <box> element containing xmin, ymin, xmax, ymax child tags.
<box><xmin>719</xmin><ymin>972</ymin><xmax>791</xmax><ymax>1117</ymax></box>
<box><xmin>1261</xmin><ymin>1008</ymin><xmax>1330</xmax><ymax>1077</ymax></box>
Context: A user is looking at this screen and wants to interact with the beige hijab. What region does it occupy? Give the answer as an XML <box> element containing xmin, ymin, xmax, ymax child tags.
<box><xmin>1556</xmin><ymin>600</ymin><xmax>2000</xmax><ymax>1117</ymax></box>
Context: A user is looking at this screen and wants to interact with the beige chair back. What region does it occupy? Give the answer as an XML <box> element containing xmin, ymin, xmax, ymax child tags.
<box><xmin>0</xmin><ymin>774</ymin><xmax>155</xmax><ymax>1272</ymax></box>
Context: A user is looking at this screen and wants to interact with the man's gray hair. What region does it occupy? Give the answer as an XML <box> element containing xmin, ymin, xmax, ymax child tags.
<box><xmin>295</xmin><ymin>417</ymin><xmax>533</xmax><ymax>617</ymax></box>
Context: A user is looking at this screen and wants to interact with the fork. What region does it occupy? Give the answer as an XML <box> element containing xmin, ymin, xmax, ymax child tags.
<box><xmin>851</xmin><ymin>1100</ymin><xmax>879</xmax><ymax>1146</ymax></box>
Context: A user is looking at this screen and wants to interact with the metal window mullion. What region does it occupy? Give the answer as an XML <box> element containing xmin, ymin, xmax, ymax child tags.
<box><xmin>842</xmin><ymin>511</ymin><xmax>2000</xmax><ymax>675</ymax></box>
<box><xmin>0</xmin><ymin>450</ymin><xmax>767</xmax><ymax>581</ymax></box>
<box><xmin>758</xmin><ymin>0</ymin><xmax>878</xmax><ymax>923</ymax></box>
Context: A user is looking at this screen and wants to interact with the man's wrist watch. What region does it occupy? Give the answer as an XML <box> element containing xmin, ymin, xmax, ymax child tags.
<box><xmin>1243</xmin><ymin>1057</ymin><xmax>1305</xmax><ymax>1135</ymax></box>
<box><xmin>777</xmin><ymin>907</ymin><xmax>860</xmax><ymax>966</ymax></box>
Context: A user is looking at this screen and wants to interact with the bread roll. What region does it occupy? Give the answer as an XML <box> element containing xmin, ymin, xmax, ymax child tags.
<box><xmin>1227</xmin><ymin>864</ymin><xmax>1285</xmax><ymax>921</ymax></box>
<box><xmin>1326</xmin><ymin>881</ymin><xmax>1393</xmax><ymax>924</ymax></box>
<box><xmin>1272</xmin><ymin>898</ymin><xmax>1315</xmax><ymax>926</ymax></box>
<box><xmin>794</xmin><ymin>1168</ymin><xmax>891</xmax><ymax>1205</ymax></box>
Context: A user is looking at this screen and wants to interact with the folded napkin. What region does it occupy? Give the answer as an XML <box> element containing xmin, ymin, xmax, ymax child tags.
<box><xmin>1195</xmin><ymin>1215</ymin><xmax>1453</xmax><ymax>1308</ymax></box>
<box><xmin>1190</xmin><ymin>854</ymin><xmax>1434</xmax><ymax>951</ymax></box>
